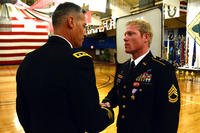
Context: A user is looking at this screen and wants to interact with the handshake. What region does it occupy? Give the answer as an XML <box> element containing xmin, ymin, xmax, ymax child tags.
<box><xmin>100</xmin><ymin>102</ymin><xmax>111</xmax><ymax>108</ymax></box>
<box><xmin>100</xmin><ymin>101</ymin><xmax>114</xmax><ymax>124</ymax></box>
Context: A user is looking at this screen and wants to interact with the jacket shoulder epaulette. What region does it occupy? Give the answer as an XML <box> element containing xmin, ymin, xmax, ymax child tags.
<box><xmin>151</xmin><ymin>56</ymin><xmax>168</xmax><ymax>66</ymax></box>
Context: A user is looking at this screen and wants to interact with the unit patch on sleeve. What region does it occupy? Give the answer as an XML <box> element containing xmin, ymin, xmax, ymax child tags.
<box><xmin>73</xmin><ymin>52</ymin><xmax>92</xmax><ymax>58</ymax></box>
<box><xmin>168</xmin><ymin>84</ymin><xmax>179</xmax><ymax>103</ymax></box>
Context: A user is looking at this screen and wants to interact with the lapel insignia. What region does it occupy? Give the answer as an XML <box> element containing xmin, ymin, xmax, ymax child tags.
<box><xmin>142</xmin><ymin>62</ymin><xmax>147</xmax><ymax>66</ymax></box>
<box><xmin>73</xmin><ymin>52</ymin><xmax>92</xmax><ymax>58</ymax></box>
<box><xmin>168</xmin><ymin>84</ymin><xmax>179</xmax><ymax>103</ymax></box>
<box><xmin>117</xmin><ymin>74</ymin><xmax>123</xmax><ymax>79</ymax></box>
<box><xmin>116</xmin><ymin>74</ymin><xmax>123</xmax><ymax>85</ymax></box>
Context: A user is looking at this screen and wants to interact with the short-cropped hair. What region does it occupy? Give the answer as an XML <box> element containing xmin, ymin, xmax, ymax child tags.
<box><xmin>126</xmin><ymin>19</ymin><xmax>153</xmax><ymax>45</ymax></box>
<box><xmin>52</xmin><ymin>2</ymin><xmax>85</xmax><ymax>27</ymax></box>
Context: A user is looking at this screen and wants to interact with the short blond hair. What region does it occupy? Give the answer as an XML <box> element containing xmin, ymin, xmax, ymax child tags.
<box><xmin>126</xmin><ymin>19</ymin><xmax>153</xmax><ymax>46</ymax></box>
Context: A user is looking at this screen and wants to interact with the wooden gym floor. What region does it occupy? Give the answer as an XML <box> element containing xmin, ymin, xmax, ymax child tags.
<box><xmin>0</xmin><ymin>62</ymin><xmax>200</xmax><ymax>133</ymax></box>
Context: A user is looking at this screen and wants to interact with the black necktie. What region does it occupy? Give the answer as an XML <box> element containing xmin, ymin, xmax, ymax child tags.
<box><xmin>129</xmin><ymin>61</ymin><xmax>135</xmax><ymax>71</ymax></box>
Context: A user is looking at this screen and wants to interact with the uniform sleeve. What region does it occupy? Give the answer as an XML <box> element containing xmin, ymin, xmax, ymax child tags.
<box><xmin>154</xmin><ymin>64</ymin><xmax>180</xmax><ymax>133</ymax></box>
<box><xmin>102</xmin><ymin>64</ymin><xmax>121</xmax><ymax>108</ymax></box>
<box><xmin>102</xmin><ymin>84</ymin><xmax>119</xmax><ymax>108</ymax></box>
<box><xmin>16</xmin><ymin>58</ymin><xmax>31</xmax><ymax>133</ymax></box>
<box><xmin>68</xmin><ymin>55</ymin><xmax>114</xmax><ymax>132</ymax></box>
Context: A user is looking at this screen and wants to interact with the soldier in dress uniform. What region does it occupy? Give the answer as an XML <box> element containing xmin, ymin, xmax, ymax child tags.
<box><xmin>16</xmin><ymin>2</ymin><xmax>114</xmax><ymax>133</ymax></box>
<box><xmin>101</xmin><ymin>19</ymin><xmax>180</xmax><ymax>133</ymax></box>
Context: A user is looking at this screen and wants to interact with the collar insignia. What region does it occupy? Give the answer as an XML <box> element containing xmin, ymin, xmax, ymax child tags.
<box><xmin>142</xmin><ymin>62</ymin><xmax>147</xmax><ymax>66</ymax></box>
<box><xmin>117</xmin><ymin>74</ymin><xmax>123</xmax><ymax>79</ymax></box>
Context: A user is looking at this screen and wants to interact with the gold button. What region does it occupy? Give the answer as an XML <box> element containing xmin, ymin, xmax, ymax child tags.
<box><xmin>122</xmin><ymin>95</ymin><xmax>126</xmax><ymax>99</ymax></box>
<box><xmin>123</xmin><ymin>85</ymin><xmax>126</xmax><ymax>89</ymax></box>
<box><xmin>131</xmin><ymin>95</ymin><xmax>135</xmax><ymax>100</ymax></box>
<box><xmin>121</xmin><ymin>115</ymin><xmax>125</xmax><ymax>119</ymax></box>
<box><xmin>122</xmin><ymin>105</ymin><xmax>126</xmax><ymax>108</ymax></box>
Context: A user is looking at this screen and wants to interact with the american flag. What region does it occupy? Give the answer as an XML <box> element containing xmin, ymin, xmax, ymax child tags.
<box><xmin>0</xmin><ymin>3</ymin><xmax>49</xmax><ymax>65</ymax></box>
<box><xmin>180</xmin><ymin>0</ymin><xmax>187</xmax><ymax>14</ymax></box>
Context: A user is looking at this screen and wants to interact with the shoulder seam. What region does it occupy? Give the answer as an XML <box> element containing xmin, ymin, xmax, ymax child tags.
<box><xmin>152</xmin><ymin>57</ymin><xmax>166</xmax><ymax>66</ymax></box>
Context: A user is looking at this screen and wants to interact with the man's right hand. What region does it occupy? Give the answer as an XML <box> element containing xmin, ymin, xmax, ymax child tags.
<box><xmin>100</xmin><ymin>102</ymin><xmax>111</xmax><ymax>108</ymax></box>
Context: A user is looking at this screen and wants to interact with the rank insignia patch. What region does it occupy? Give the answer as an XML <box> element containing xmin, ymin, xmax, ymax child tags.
<box><xmin>73</xmin><ymin>52</ymin><xmax>92</xmax><ymax>58</ymax></box>
<box><xmin>142</xmin><ymin>62</ymin><xmax>147</xmax><ymax>66</ymax></box>
<box><xmin>168</xmin><ymin>84</ymin><xmax>179</xmax><ymax>103</ymax></box>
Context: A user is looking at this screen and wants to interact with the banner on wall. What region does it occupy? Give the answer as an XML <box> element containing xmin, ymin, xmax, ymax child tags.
<box><xmin>31</xmin><ymin>0</ymin><xmax>107</xmax><ymax>13</ymax></box>
<box><xmin>192</xmin><ymin>38</ymin><xmax>196</xmax><ymax>66</ymax></box>
<box><xmin>163</xmin><ymin>0</ymin><xmax>180</xmax><ymax>19</ymax></box>
<box><xmin>186</xmin><ymin>0</ymin><xmax>200</xmax><ymax>68</ymax></box>
<box><xmin>187</xmin><ymin>12</ymin><xmax>200</xmax><ymax>46</ymax></box>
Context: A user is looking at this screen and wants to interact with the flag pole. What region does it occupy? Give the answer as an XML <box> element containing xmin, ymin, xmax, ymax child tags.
<box><xmin>192</xmin><ymin>38</ymin><xmax>196</xmax><ymax>67</ymax></box>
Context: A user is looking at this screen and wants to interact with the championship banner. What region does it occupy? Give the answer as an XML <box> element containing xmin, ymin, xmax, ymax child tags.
<box><xmin>186</xmin><ymin>0</ymin><xmax>200</xmax><ymax>67</ymax></box>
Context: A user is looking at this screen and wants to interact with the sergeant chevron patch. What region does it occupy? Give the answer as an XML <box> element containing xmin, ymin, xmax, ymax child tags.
<box><xmin>73</xmin><ymin>52</ymin><xmax>92</xmax><ymax>58</ymax></box>
<box><xmin>168</xmin><ymin>84</ymin><xmax>178</xmax><ymax>103</ymax></box>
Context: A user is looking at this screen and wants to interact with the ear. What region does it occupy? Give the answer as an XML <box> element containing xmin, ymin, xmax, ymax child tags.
<box><xmin>143</xmin><ymin>33</ymin><xmax>150</xmax><ymax>41</ymax></box>
<box><xmin>66</xmin><ymin>16</ymin><xmax>74</xmax><ymax>28</ymax></box>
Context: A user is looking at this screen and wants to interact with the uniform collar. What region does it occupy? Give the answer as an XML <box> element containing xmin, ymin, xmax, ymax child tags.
<box><xmin>131</xmin><ymin>50</ymin><xmax>150</xmax><ymax>66</ymax></box>
<box><xmin>51</xmin><ymin>35</ymin><xmax>73</xmax><ymax>48</ymax></box>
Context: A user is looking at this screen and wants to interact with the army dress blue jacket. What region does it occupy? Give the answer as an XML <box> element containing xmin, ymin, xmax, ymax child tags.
<box><xmin>103</xmin><ymin>52</ymin><xmax>180</xmax><ymax>133</ymax></box>
<box><xmin>16</xmin><ymin>36</ymin><xmax>114</xmax><ymax>133</ymax></box>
